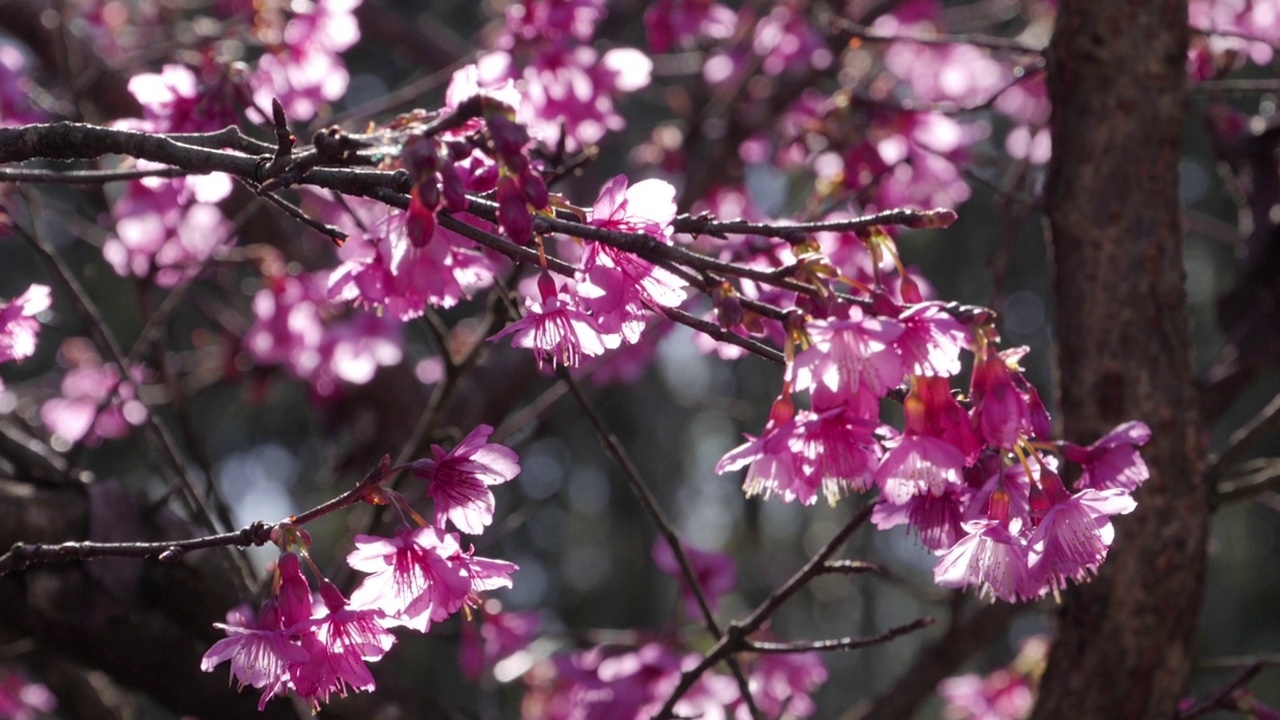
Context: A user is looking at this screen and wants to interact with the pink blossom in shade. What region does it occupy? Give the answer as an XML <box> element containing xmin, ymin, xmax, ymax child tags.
<box><xmin>246</xmin><ymin>0</ymin><xmax>361</xmax><ymax>122</ymax></box>
<box><xmin>1059</xmin><ymin>421</ymin><xmax>1152</xmax><ymax>492</ymax></box>
<box><xmin>752</xmin><ymin>4</ymin><xmax>832</xmax><ymax>77</ymax></box>
<box><xmin>0</xmin><ymin>42</ymin><xmax>45</xmax><ymax>127</ymax></box>
<box><xmin>291</xmin><ymin>581</ymin><xmax>396</xmax><ymax>712</ymax></box>
<box><xmin>937</xmin><ymin>670</ymin><xmax>1035</xmax><ymax>720</ymax></box>
<box><xmin>884</xmin><ymin>40</ymin><xmax>1012</xmax><ymax>107</ymax></box>
<box><xmin>789</xmin><ymin>307</ymin><xmax>906</xmax><ymax>417</ymax></box>
<box><xmin>244</xmin><ymin>274</ymin><xmax>329</xmax><ymax>380</ymax></box>
<box><xmin>969</xmin><ymin>351</ymin><xmax>1033</xmax><ymax>450</ymax></box>
<box><xmin>346</xmin><ymin>526</ymin><xmax>472</xmax><ymax>632</ymax></box>
<box><xmin>0</xmin><ymin>667</ymin><xmax>56</xmax><ymax>720</ymax></box>
<box><xmin>492</xmin><ymin>274</ymin><xmax>609</xmax><ymax>369</ymax></box>
<box><xmin>873</xmin><ymin>481</ymin><xmax>971</xmax><ymax>551</ymax></box>
<box><xmin>0</xmin><ymin>284</ymin><xmax>50</xmax><ymax>367</ymax></box>
<box><xmin>121</xmin><ymin>63</ymin><xmax>238</xmax><ymax>133</ymax></box>
<box><xmin>1025</xmin><ymin>469</ymin><xmax>1136</xmax><ymax>595</ymax></box>
<box><xmin>460</xmin><ymin>609</ymin><xmax>542</xmax><ymax>680</ymax></box>
<box><xmin>895</xmin><ymin>302</ymin><xmax>971</xmax><ymax>377</ymax></box>
<box><xmin>102</xmin><ymin>174</ymin><xmax>233</xmax><ymax>288</ymax></box>
<box><xmin>40</xmin><ymin>340</ymin><xmax>148</xmax><ymax>446</ymax></box>
<box><xmin>652</xmin><ymin>539</ymin><xmax>737</xmax><ymax>616</ymax></box>
<box><xmin>876</xmin><ymin>434</ymin><xmax>967</xmax><ymax>504</ymax></box>
<box><xmin>317</xmin><ymin>310</ymin><xmax>403</xmax><ymax>388</ymax></box>
<box><xmin>411</xmin><ymin>424</ymin><xmax>522</xmax><ymax>534</ymax></box>
<box><xmin>740</xmin><ymin>652</ymin><xmax>828</xmax><ymax>720</ymax></box>
<box><xmin>200</xmin><ymin>601</ymin><xmax>307</xmax><ymax>711</ymax></box>
<box><xmin>644</xmin><ymin>0</ymin><xmax>737</xmax><ymax>53</ymax></box>
<box><xmin>933</xmin><ymin>518</ymin><xmax>1034</xmax><ymax>603</ymax></box>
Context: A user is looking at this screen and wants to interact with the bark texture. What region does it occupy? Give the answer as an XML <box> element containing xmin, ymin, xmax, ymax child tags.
<box><xmin>1034</xmin><ymin>1</ymin><xmax>1209</xmax><ymax>719</ymax></box>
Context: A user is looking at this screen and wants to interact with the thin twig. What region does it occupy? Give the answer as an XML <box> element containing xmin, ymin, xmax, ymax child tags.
<box><xmin>1172</xmin><ymin>662</ymin><xmax>1264</xmax><ymax>719</ymax></box>
<box><xmin>1214</xmin><ymin>457</ymin><xmax>1280</xmax><ymax>505</ymax></box>
<box><xmin>828</xmin><ymin>16</ymin><xmax>1045</xmax><ymax>54</ymax></box>
<box><xmin>560</xmin><ymin>372</ymin><xmax>762</xmax><ymax>719</ymax></box>
<box><xmin>0</xmin><ymin>522</ymin><xmax>276</xmax><ymax>576</ymax></box>
<box><xmin>743</xmin><ymin>617</ymin><xmax>935</xmax><ymax>653</ymax></box>
<box><xmin>0</xmin><ymin>166</ymin><xmax>191</xmax><ymax>183</ymax></box>
<box><xmin>654</xmin><ymin>504</ymin><xmax>890</xmax><ymax>719</ymax></box>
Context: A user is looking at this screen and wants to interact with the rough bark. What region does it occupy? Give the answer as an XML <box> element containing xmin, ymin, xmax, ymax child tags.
<box><xmin>1033</xmin><ymin>1</ymin><xmax>1209</xmax><ymax>719</ymax></box>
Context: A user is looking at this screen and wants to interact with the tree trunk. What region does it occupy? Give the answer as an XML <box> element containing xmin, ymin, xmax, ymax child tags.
<box><xmin>1034</xmin><ymin>1</ymin><xmax>1209</xmax><ymax>719</ymax></box>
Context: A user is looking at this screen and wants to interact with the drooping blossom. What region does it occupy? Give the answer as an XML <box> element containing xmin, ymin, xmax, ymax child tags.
<box><xmin>1025</xmin><ymin>469</ymin><xmax>1136</xmax><ymax>594</ymax></box>
<box><xmin>652</xmin><ymin>539</ymin><xmax>737</xmax><ymax>616</ymax></box>
<box><xmin>876</xmin><ymin>434</ymin><xmax>966</xmax><ymax>504</ymax></box>
<box><xmin>492</xmin><ymin>273</ymin><xmax>608</xmax><ymax>369</ymax></box>
<box><xmin>716</xmin><ymin>392</ymin><xmax>810</xmax><ymax>503</ymax></box>
<box><xmin>346</xmin><ymin>526</ymin><xmax>473</xmax><ymax>631</ymax></box>
<box><xmin>1059</xmin><ymin>421</ymin><xmax>1152</xmax><ymax>492</ymax></box>
<box><xmin>477</xmin><ymin>2</ymin><xmax>652</xmax><ymax>151</ymax></box>
<box><xmin>933</xmin><ymin>518</ymin><xmax>1034</xmax><ymax>602</ymax></box>
<box><xmin>200</xmin><ymin>601</ymin><xmax>307</xmax><ymax>711</ymax></box>
<box><xmin>248</xmin><ymin>0</ymin><xmax>362</xmax><ymax>121</ymax></box>
<box><xmin>291</xmin><ymin>581</ymin><xmax>396</xmax><ymax>712</ymax></box>
<box><xmin>790</xmin><ymin>307</ymin><xmax>906</xmax><ymax>417</ymax></box>
<box><xmin>411</xmin><ymin>424</ymin><xmax>522</xmax><ymax>534</ymax></box>
<box><xmin>120</xmin><ymin>62</ymin><xmax>238</xmax><ymax>133</ymax></box>
<box><xmin>895</xmin><ymin>302</ymin><xmax>971</xmax><ymax>377</ymax></box>
<box><xmin>872</xmin><ymin>480</ymin><xmax>971</xmax><ymax>551</ymax></box>
<box><xmin>938</xmin><ymin>634</ymin><xmax>1047</xmax><ymax>720</ymax></box>
<box><xmin>969</xmin><ymin>350</ymin><xmax>1034</xmax><ymax>449</ymax></box>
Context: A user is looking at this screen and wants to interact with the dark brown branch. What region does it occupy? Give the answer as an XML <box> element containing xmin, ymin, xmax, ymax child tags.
<box><xmin>1171</xmin><ymin>662</ymin><xmax>1264</xmax><ymax>719</ymax></box>
<box><xmin>0</xmin><ymin>166</ymin><xmax>191</xmax><ymax>183</ymax></box>
<box><xmin>0</xmin><ymin>522</ymin><xmax>275</xmax><ymax>576</ymax></box>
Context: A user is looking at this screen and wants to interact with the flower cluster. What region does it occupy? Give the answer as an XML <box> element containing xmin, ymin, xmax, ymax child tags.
<box><xmin>476</xmin><ymin>0</ymin><xmax>653</xmax><ymax>151</ymax></box>
<box><xmin>245</xmin><ymin>271</ymin><xmax>403</xmax><ymax>397</ymax></box>
<box><xmin>203</xmin><ymin>425</ymin><xmax>520</xmax><ymax>711</ymax></box>
<box><xmin>40</xmin><ymin>338</ymin><xmax>149</xmax><ymax>447</ymax></box>
<box><xmin>717</xmin><ymin>284</ymin><xmax>1150</xmax><ymax>601</ymax></box>
<box><xmin>0</xmin><ymin>283</ymin><xmax>49</xmax><ymax>392</ymax></box>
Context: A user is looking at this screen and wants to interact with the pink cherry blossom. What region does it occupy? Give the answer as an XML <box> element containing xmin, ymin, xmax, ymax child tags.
<box><xmin>1025</xmin><ymin>469</ymin><xmax>1136</xmax><ymax>595</ymax></box>
<box><xmin>876</xmin><ymin>434</ymin><xmax>966</xmax><ymax>504</ymax></box>
<box><xmin>933</xmin><ymin>519</ymin><xmax>1034</xmax><ymax>602</ymax></box>
<box><xmin>40</xmin><ymin>339</ymin><xmax>148</xmax><ymax>446</ymax></box>
<box><xmin>1059</xmin><ymin>421</ymin><xmax>1152</xmax><ymax>492</ymax></box>
<box><xmin>200</xmin><ymin>601</ymin><xmax>306</xmax><ymax>711</ymax></box>
<box><xmin>895</xmin><ymin>301</ymin><xmax>971</xmax><ymax>377</ymax></box>
<box><xmin>790</xmin><ymin>307</ymin><xmax>906</xmax><ymax>417</ymax></box>
<box><xmin>102</xmin><ymin>173</ymin><xmax>233</xmax><ymax>288</ymax></box>
<box><xmin>291</xmin><ymin>582</ymin><xmax>396</xmax><ymax>712</ymax></box>
<box><xmin>873</xmin><ymin>480</ymin><xmax>971</xmax><ymax>551</ymax></box>
<box><xmin>0</xmin><ymin>284</ymin><xmax>50</xmax><ymax>374</ymax></box>
<box><xmin>741</xmin><ymin>652</ymin><xmax>828</xmax><ymax>719</ymax></box>
<box><xmin>346</xmin><ymin>526</ymin><xmax>472</xmax><ymax>631</ymax></box>
<box><xmin>969</xmin><ymin>351</ymin><xmax>1033</xmax><ymax>450</ymax></box>
<box><xmin>0</xmin><ymin>42</ymin><xmax>45</xmax><ymax>127</ymax></box>
<box><xmin>492</xmin><ymin>273</ymin><xmax>608</xmax><ymax>369</ymax></box>
<box><xmin>411</xmin><ymin>424</ymin><xmax>522</xmax><ymax>534</ymax></box>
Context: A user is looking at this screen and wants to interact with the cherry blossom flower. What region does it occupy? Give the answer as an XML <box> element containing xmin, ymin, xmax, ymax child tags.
<box><xmin>717</xmin><ymin>393</ymin><xmax>812</xmax><ymax>503</ymax></box>
<box><xmin>644</xmin><ymin>0</ymin><xmax>737</xmax><ymax>53</ymax></box>
<box><xmin>790</xmin><ymin>307</ymin><xmax>906</xmax><ymax>417</ymax></box>
<box><xmin>346</xmin><ymin>526</ymin><xmax>472</xmax><ymax>631</ymax></box>
<box><xmin>895</xmin><ymin>302</ymin><xmax>971</xmax><ymax>377</ymax></box>
<box><xmin>411</xmin><ymin>424</ymin><xmax>522</xmax><ymax>534</ymax></box>
<box><xmin>1059</xmin><ymin>421</ymin><xmax>1152</xmax><ymax>492</ymax></box>
<box><xmin>102</xmin><ymin>173</ymin><xmax>233</xmax><ymax>288</ymax></box>
<box><xmin>200</xmin><ymin>601</ymin><xmax>306</xmax><ymax>711</ymax></box>
<box><xmin>652</xmin><ymin>539</ymin><xmax>737</xmax><ymax>615</ymax></box>
<box><xmin>876</xmin><ymin>434</ymin><xmax>966</xmax><ymax>504</ymax></box>
<box><xmin>291</xmin><ymin>582</ymin><xmax>396</xmax><ymax>711</ymax></box>
<box><xmin>0</xmin><ymin>284</ymin><xmax>50</xmax><ymax>383</ymax></box>
<box><xmin>933</xmin><ymin>518</ymin><xmax>1034</xmax><ymax>602</ymax></box>
<box><xmin>741</xmin><ymin>652</ymin><xmax>828</xmax><ymax>719</ymax></box>
<box><xmin>873</xmin><ymin>480</ymin><xmax>971</xmax><ymax>551</ymax></box>
<box><xmin>1025</xmin><ymin>469</ymin><xmax>1136</xmax><ymax>594</ymax></box>
<box><xmin>969</xmin><ymin>351</ymin><xmax>1033</xmax><ymax>450</ymax></box>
